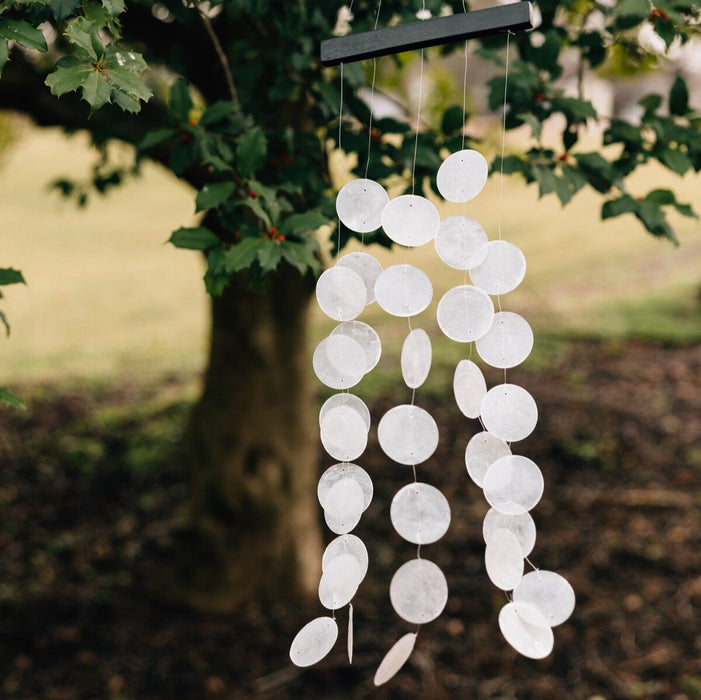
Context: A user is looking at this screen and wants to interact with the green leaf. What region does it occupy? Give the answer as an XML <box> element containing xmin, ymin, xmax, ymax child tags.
<box><xmin>517</xmin><ymin>112</ymin><xmax>542</xmax><ymax>141</ymax></box>
<box><xmin>64</xmin><ymin>17</ymin><xmax>102</xmax><ymax>61</ymax></box>
<box><xmin>0</xmin><ymin>387</ymin><xmax>25</xmax><ymax>410</ymax></box>
<box><xmin>105</xmin><ymin>46</ymin><xmax>148</xmax><ymax>72</ymax></box>
<box><xmin>112</xmin><ymin>90</ymin><xmax>140</xmax><ymax>113</ymax></box>
<box><xmin>644</xmin><ymin>189</ymin><xmax>675</xmax><ymax>205</ymax></box>
<box><xmin>169</xmin><ymin>226</ymin><xmax>220</xmax><ymax>250</ymax></box>
<box><xmin>224</xmin><ymin>238</ymin><xmax>264</xmax><ymax>273</ymax></box>
<box><xmin>602</xmin><ymin>194</ymin><xmax>639</xmax><ymax>219</ymax></box>
<box><xmin>170</xmin><ymin>78</ymin><xmax>192</xmax><ymax>122</ymax></box>
<box><xmin>257</xmin><ymin>241</ymin><xmax>283</xmax><ymax>272</ymax></box>
<box><xmin>279</xmin><ymin>211</ymin><xmax>328</xmax><ymax>237</ymax></box>
<box><xmin>239</xmin><ymin>197</ymin><xmax>271</xmax><ymax>228</ymax></box>
<box><xmin>200</xmin><ymin>101</ymin><xmax>236</xmax><ymax>126</ymax></box>
<box><xmin>574</xmin><ymin>152</ymin><xmax>616</xmax><ymax>193</ymax></box>
<box><xmin>102</xmin><ymin>0</ymin><xmax>125</xmax><ymax>15</ymax></box>
<box><xmin>0</xmin><ymin>268</ymin><xmax>26</xmax><ymax>286</ymax></box>
<box><xmin>236</xmin><ymin>128</ymin><xmax>267</xmax><ymax>177</ymax></box>
<box><xmin>281</xmin><ymin>241</ymin><xmax>321</xmax><ymax>275</ymax></box>
<box><xmin>82</xmin><ymin>70</ymin><xmax>111</xmax><ymax>109</ymax></box>
<box><xmin>669</xmin><ymin>76</ymin><xmax>689</xmax><ymax>116</ymax></box>
<box><xmin>0</xmin><ymin>310</ymin><xmax>9</xmax><ymax>337</ymax></box>
<box><xmin>657</xmin><ymin>148</ymin><xmax>692</xmax><ymax>176</ymax></box>
<box><xmin>0</xmin><ymin>19</ymin><xmax>48</xmax><ymax>52</ymax></box>
<box><xmin>195</xmin><ymin>182</ymin><xmax>237</xmax><ymax>212</ymax></box>
<box><xmin>45</xmin><ymin>57</ymin><xmax>91</xmax><ymax>97</ymax></box>
<box><xmin>0</xmin><ymin>40</ymin><xmax>9</xmax><ymax>75</ymax></box>
<box><xmin>138</xmin><ymin>128</ymin><xmax>176</xmax><ymax>151</ymax></box>
<box><xmin>636</xmin><ymin>201</ymin><xmax>676</xmax><ymax>242</ymax></box>
<box><xmin>639</xmin><ymin>94</ymin><xmax>663</xmax><ymax>116</ymax></box>
<box><xmin>107</xmin><ymin>66</ymin><xmax>151</xmax><ymax>101</ymax></box>
<box><xmin>49</xmin><ymin>0</ymin><xmax>82</xmax><ymax>22</ymax></box>
<box><xmin>532</xmin><ymin>164</ymin><xmax>557</xmax><ymax>198</ymax></box>
<box><xmin>440</xmin><ymin>105</ymin><xmax>465</xmax><ymax>135</ymax></box>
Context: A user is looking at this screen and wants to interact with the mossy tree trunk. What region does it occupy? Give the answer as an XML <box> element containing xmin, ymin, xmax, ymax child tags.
<box><xmin>178</xmin><ymin>264</ymin><xmax>322</xmax><ymax>611</ymax></box>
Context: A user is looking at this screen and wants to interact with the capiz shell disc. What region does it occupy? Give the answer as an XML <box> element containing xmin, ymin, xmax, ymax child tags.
<box><xmin>434</xmin><ymin>215</ymin><xmax>489</xmax><ymax>270</ymax></box>
<box><xmin>381</xmin><ymin>194</ymin><xmax>440</xmax><ymax>247</ymax></box>
<box><xmin>336</xmin><ymin>178</ymin><xmax>389</xmax><ymax>233</ymax></box>
<box><xmin>436</xmin><ymin>149</ymin><xmax>488</xmax><ymax>203</ymax></box>
<box><xmin>318</xmin><ymin>553</ymin><xmax>362</xmax><ymax>610</ymax></box>
<box><xmin>453</xmin><ymin>360</ymin><xmax>487</xmax><ymax>419</ymax></box>
<box><xmin>401</xmin><ymin>329</ymin><xmax>432</xmax><ymax>390</ymax></box>
<box><xmin>322</xmin><ymin>534</ymin><xmax>369</xmax><ymax>581</ymax></box>
<box><xmin>513</xmin><ymin>570</ymin><xmax>576</xmax><ymax>627</ymax></box>
<box><xmin>482</xmin><ymin>508</ymin><xmax>536</xmax><ymax>557</ymax></box>
<box><xmin>476</xmin><ymin>311</ymin><xmax>534</xmax><ymax>369</ymax></box>
<box><xmin>437</xmin><ymin>285</ymin><xmax>494</xmax><ymax>343</ymax></box>
<box><xmin>375</xmin><ymin>264</ymin><xmax>433</xmax><ymax>318</ymax></box>
<box><xmin>464</xmin><ymin>430</ymin><xmax>511</xmax><ymax>488</ymax></box>
<box><xmin>289</xmin><ymin>616</ymin><xmax>339</xmax><ymax>667</ymax></box>
<box><xmin>330</xmin><ymin>321</ymin><xmax>382</xmax><ymax>373</ymax></box>
<box><xmin>390</xmin><ymin>482</ymin><xmax>451</xmax><ymax>545</ymax></box>
<box><xmin>319</xmin><ymin>405</ymin><xmax>368</xmax><ymax>463</ymax></box>
<box><xmin>377</xmin><ymin>404</ymin><xmax>439</xmax><ymax>465</ymax></box>
<box><xmin>322</xmin><ymin>477</ymin><xmax>365</xmax><ymax>534</ymax></box>
<box><xmin>312</xmin><ymin>335</ymin><xmax>366</xmax><ymax>390</ymax></box>
<box><xmin>485</xmin><ymin>528</ymin><xmax>524</xmax><ymax>591</ymax></box>
<box><xmin>373</xmin><ymin>632</ymin><xmax>418</xmax><ymax>686</ymax></box>
<box><xmin>318</xmin><ymin>463</ymin><xmax>373</xmax><ymax>512</ymax></box>
<box><xmin>498</xmin><ymin>603</ymin><xmax>554</xmax><ymax>660</ymax></box>
<box><xmin>389</xmin><ymin>558</ymin><xmax>448</xmax><ymax>624</ymax></box>
<box><xmin>483</xmin><ymin>455</ymin><xmax>544</xmax><ymax>515</ymax></box>
<box><xmin>319</xmin><ymin>393</ymin><xmax>371</xmax><ymax>432</ymax></box>
<box><xmin>480</xmin><ymin>383</ymin><xmax>538</xmax><ymax>442</ymax></box>
<box><xmin>470</xmin><ymin>240</ymin><xmax>526</xmax><ymax>296</ymax></box>
<box><xmin>337</xmin><ymin>252</ymin><xmax>383</xmax><ymax>304</ymax></box>
<box><xmin>316</xmin><ymin>266</ymin><xmax>367</xmax><ymax>321</ymax></box>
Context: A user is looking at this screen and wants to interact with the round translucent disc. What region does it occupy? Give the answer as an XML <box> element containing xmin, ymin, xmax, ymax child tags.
<box><xmin>485</xmin><ymin>528</ymin><xmax>525</xmax><ymax>591</ymax></box>
<box><xmin>483</xmin><ymin>455</ymin><xmax>544</xmax><ymax>515</ymax></box>
<box><xmin>390</xmin><ymin>482</ymin><xmax>451</xmax><ymax>545</ymax></box>
<box><xmin>437</xmin><ymin>285</ymin><xmax>494</xmax><ymax>343</ymax></box>
<box><xmin>337</xmin><ymin>252</ymin><xmax>383</xmax><ymax>304</ymax></box>
<box><xmin>313</xmin><ymin>335</ymin><xmax>367</xmax><ymax>390</ymax></box>
<box><xmin>513</xmin><ymin>570</ymin><xmax>576</xmax><ymax>627</ymax></box>
<box><xmin>453</xmin><ymin>360</ymin><xmax>487</xmax><ymax>419</ymax></box>
<box><xmin>318</xmin><ymin>553</ymin><xmax>362</xmax><ymax>609</ymax></box>
<box><xmin>476</xmin><ymin>312</ymin><xmax>534</xmax><ymax>369</ymax></box>
<box><xmin>434</xmin><ymin>216</ymin><xmax>489</xmax><ymax>270</ymax></box>
<box><xmin>289</xmin><ymin>616</ymin><xmax>339</xmax><ymax>667</ymax></box>
<box><xmin>319</xmin><ymin>393</ymin><xmax>371</xmax><ymax>432</ymax></box>
<box><xmin>374</xmin><ymin>633</ymin><xmax>418</xmax><ymax>687</ymax></box>
<box><xmin>390</xmin><ymin>558</ymin><xmax>448</xmax><ymax>624</ymax></box>
<box><xmin>464</xmin><ymin>431</ymin><xmax>511</xmax><ymax>488</ymax></box>
<box><xmin>480</xmin><ymin>383</ymin><xmax>538</xmax><ymax>442</ymax></box>
<box><xmin>322</xmin><ymin>534</ymin><xmax>369</xmax><ymax>581</ymax></box>
<box><xmin>498</xmin><ymin>603</ymin><xmax>554</xmax><ymax>660</ymax></box>
<box><xmin>377</xmin><ymin>404</ymin><xmax>439</xmax><ymax>465</ymax></box>
<box><xmin>381</xmin><ymin>194</ymin><xmax>440</xmax><ymax>247</ymax></box>
<box><xmin>470</xmin><ymin>240</ymin><xmax>526</xmax><ymax>296</ymax></box>
<box><xmin>320</xmin><ymin>405</ymin><xmax>368</xmax><ymax>463</ymax></box>
<box><xmin>318</xmin><ymin>463</ymin><xmax>373</xmax><ymax>512</ymax></box>
<box><xmin>323</xmin><ymin>477</ymin><xmax>365</xmax><ymax>534</ymax></box>
<box><xmin>483</xmin><ymin>508</ymin><xmax>536</xmax><ymax>557</ymax></box>
<box><xmin>401</xmin><ymin>329</ymin><xmax>432</xmax><ymax>390</ymax></box>
<box><xmin>336</xmin><ymin>178</ymin><xmax>389</xmax><ymax>233</ymax></box>
<box><xmin>330</xmin><ymin>321</ymin><xmax>382</xmax><ymax>373</ymax></box>
<box><xmin>374</xmin><ymin>264</ymin><xmax>433</xmax><ymax>318</ymax></box>
<box><xmin>436</xmin><ymin>149</ymin><xmax>488</xmax><ymax>202</ymax></box>
<box><xmin>316</xmin><ymin>266</ymin><xmax>367</xmax><ymax>321</ymax></box>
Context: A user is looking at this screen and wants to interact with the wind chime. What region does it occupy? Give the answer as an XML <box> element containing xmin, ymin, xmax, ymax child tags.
<box><xmin>290</xmin><ymin>2</ymin><xmax>575</xmax><ymax>684</ymax></box>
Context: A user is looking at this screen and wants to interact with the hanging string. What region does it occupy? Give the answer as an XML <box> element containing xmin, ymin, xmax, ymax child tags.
<box><xmin>460</xmin><ymin>0</ymin><xmax>469</xmax><ymax>153</ymax></box>
<box><xmin>497</xmin><ymin>31</ymin><xmax>511</xmax><ymax>243</ymax></box>
<box><xmin>363</xmin><ymin>0</ymin><xmax>383</xmax><ymax>180</ymax></box>
<box><xmin>410</xmin><ymin>48</ymin><xmax>425</xmax><ymax>196</ymax></box>
<box><xmin>336</xmin><ymin>62</ymin><xmax>345</xmax><ymax>258</ymax></box>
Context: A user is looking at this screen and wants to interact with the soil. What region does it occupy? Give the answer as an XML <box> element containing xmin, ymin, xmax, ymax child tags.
<box><xmin>0</xmin><ymin>339</ymin><xmax>699</xmax><ymax>700</ymax></box>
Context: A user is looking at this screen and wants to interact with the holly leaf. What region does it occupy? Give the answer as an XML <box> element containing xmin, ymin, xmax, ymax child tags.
<box><xmin>602</xmin><ymin>194</ymin><xmax>639</xmax><ymax>219</ymax></box>
<box><xmin>170</xmin><ymin>78</ymin><xmax>192</xmax><ymax>123</ymax></box>
<box><xmin>441</xmin><ymin>105</ymin><xmax>465</xmax><ymax>135</ymax></box>
<box><xmin>223</xmin><ymin>238</ymin><xmax>264</xmax><ymax>273</ymax></box>
<box><xmin>236</xmin><ymin>128</ymin><xmax>267</xmax><ymax>177</ymax></box>
<box><xmin>669</xmin><ymin>76</ymin><xmax>689</xmax><ymax>116</ymax></box>
<box><xmin>106</xmin><ymin>66</ymin><xmax>152</xmax><ymax>101</ymax></box>
<box><xmin>0</xmin><ymin>19</ymin><xmax>48</xmax><ymax>52</ymax></box>
<box><xmin>279</xmin><ymin>211</ymin><xmax>328</xmax><ymax>238</ymax></box>
<box><xmin>138</xmin><ymin>128</ymin><xmax>176</xmax><ymax>151</ymax></box>
<box><xmin>45</xmin><ymin>56</ymin><xmax>92</xmax><ymax>97</ymax></box>
<box><xmin>195</xmin><ymin>182</ymin><xmax>237</xmax><ymax>211</ymax></box>
<box><xmin>0</xmin><ymin>268</ymin><xmax>26</xmax><ymax>286</ymax></box>
<box><xmin>82</xmin><ymin>70</ymin><xmax>111</xmax><ymax>109</ymax></box>
<box><xmin>657</xmin><ymin>148</ymin><xmax>692</xmax><ymax>176</ymax></box>
<box><xmin>0</xmin><ymin>40</ymin><xmax>9</xmax><ymax>75</ymax></box>
<box><xmin>102</xmin><ymin>0</ymin><xmax>125</xmax><ymax>15</ymax></box>
<box><xmin>257</xmin><ymin>241</ymin><xmax>283</xmax><ymax>272</ymax></box>
<box><xmin>64</xmin><ymin>17</ymin><xmax>103</xmax><ymax>61</ymax></box>
<box><xmin>169</xmin><ymin>226</ymin><xmax>220</xmax><ymax>250</ymax></box>
<box><xmin>0</xmin><ymin>387</ymin><xmax>25</xmax><ymax>410</ymax></box>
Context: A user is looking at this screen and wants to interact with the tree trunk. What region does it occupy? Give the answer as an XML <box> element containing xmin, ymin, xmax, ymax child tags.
<box><xmin>176</xmin><ymin>264</ymin><xmax>322</xmax><ymax>611</ymax></box>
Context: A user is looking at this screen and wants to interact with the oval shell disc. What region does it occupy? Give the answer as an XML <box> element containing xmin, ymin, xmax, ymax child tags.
<box><xmin>498</xmin><ymin>603</ymin><xmax>554</xmax><ymax>660</ymax></box>
<box><xmin>434</xmin><ymin>215</ymin><xmax>489</xmax><ymax>270</ymax></box>
<box><xmin>483</xmin><ymin>455</ymin><xmax>544</xmax><ymax>515</ymax></box>
<box><xmin>381</xmin><ymin>194</ymin><xmax>440</xmax><ymax>247</ymax></box>
<box><xmin>470</xmin><ymin>240</ymin><xmax>526</xmax><ymax>296</ymax></box>
<box><xmin>373</xmin><ymin>633</ymin><xmax>418</xmax><ymax>686</ymax></box>
<box><xmin>476</xmin><ymin>312</ymin><xmax>534</xmax><ymax>369</ymax></box>
<box><xmin>464</xmin><ymin>430</ymin><xmax>512</xmax><ymax>488</ymax></box>
<box><xmin>320</xmin><ymin>405</ymin><xmax>368</xmax><ymax>463</ymax></box>
<box><xmin>316</xmin><ymin>266</ymin><xmax>367</xmax><ymax>321</ymax></box>
<box><xmin>336</xmin><ymin>178</ymin><xmax>389</xmax><ymax>233</ymax></box>
<box><xmin>337</xmin><ymin>252</ymin><xmax>383</xmax><ymax>304</ymax></box>
<box><xmin>453</xmin><ymin>359</ymin><xmax>487</xmax><ymax>419</ymax></box>
<box><xmin>389</xmin><ymin>558</ymin><xmax>448</xmax><ymax>625</ymax></box>
<box><xmin>401</xmin><ymin>329</ymin><xmax>432</xmax><ymax>390</ymax></box>
<box><xmin>390</xmin><ymin>482</ymin><xmax>451</xmax><ymax>545</ymax></box>
<box><xmin>436</xmin><ymin>149</ymin><xmax>488</xmax><ymax>203</ymax></box>
<box><xmin>480</xmin><ymin>383</ymin><xmax>538</xmax><ymax>442</ymax></box>
<box><xmin>318</xmin><ymin>552</ymin><xmax>362</xmax><ymax>610</ymax></box>
<box><xmin>437</xmin><ymin>285</ymin><xmax>494</xmax><ymax>343</ymax></box>
<box><xmin>377</xmin><ymin>404</ymin><xmax>439</xmax><ymax>465</ymax></box>
<box><xmin>513</xmin><ymin>570</ymin><xmax>576</xmax><ymax>628</ymax></box>
<box><xmin>289</xmin><ymin>616</ymin><xmax>339</xmax><ymax>667</ymax></box>
<box><xmin>374</xmin><ymin>264</ymin><xmax>433</xmax><ymax>318</ymax></box>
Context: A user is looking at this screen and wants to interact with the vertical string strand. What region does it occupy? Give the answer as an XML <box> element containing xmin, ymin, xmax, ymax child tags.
<box><xmin>410</xmin><ymin>48</ymin><xmax>425</xmax><ymax>196</ymax></box>
<box><xmin>497</xmin><ymin>31</ymin><xmax>511</xmax><ymax>243</ymax></box>
<box><xmin>336</xmin><ymin>62</ymin><xmax>345</xmax><ymax>258</ymax></box>
<box><xmin>364</xmin><ymin>0</ymin><xmax>383</xmax><ymax>180</ymax></box>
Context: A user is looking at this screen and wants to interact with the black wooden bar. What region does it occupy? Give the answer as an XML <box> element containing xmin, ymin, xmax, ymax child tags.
<box><xmin>321</xmin><ymin>2</ymin><xmax>533</xmax><ymax>66</ymax></box>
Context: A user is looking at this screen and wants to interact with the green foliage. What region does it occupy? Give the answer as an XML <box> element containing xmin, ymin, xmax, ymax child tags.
<box><xmin>0</xmin><ymin>387</ymin><xmax>25</xmax><ymax>409</ymax></box>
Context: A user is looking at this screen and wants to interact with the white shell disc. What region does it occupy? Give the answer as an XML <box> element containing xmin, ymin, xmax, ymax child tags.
<box><xmin>374</xmin><ymin>264</ymin><xmax>433</xmax><ymax>318</ymax></box>
<box><xmin>401</xmin><ymin>329</ymin><xmax>432</xmax><ymax>390</ymax></box>
<box><xmin>319</xmin><ymin>393</ymin><xmax>371</xmax><ymax>432</ymax></box>
<box><xmin>322</xmin><ymin>534</ymin><xmax>369</xmax><ymax>581</ymax></box>
<box><xmin>320</xmin><ymin>405</ymin><xmax>368</xmax><ymax>463</ymax></box>
<box><xmin>318</xmin><ymin>552</ymin><xmax>362</xmax><ymax>610</ymax></box>
<box><xmin>434</xmin><ymin>215</ymin><xmax>489</xmax><ymax>270</ymax></box>
<box><xmin>436</xmin><ymin>149</ymin><xmax>488</xmax><ymax>202</ymax></box>
<box><xmin>390</xmin><ymin>482</ymin><xmax>451</xmax><ymax>545</ymax></box>
<box><xmin>380</xmin><ymin>194</ymin><xmax>440</xmax><ymax>247</ymax></box>
<box><xmin>482</xmin><ymin>508</ymin><xmax>536</xmax><ymax>557</ymax></box>
<box><xmin>513</xmin><ymin>570</ymin><xmax>576</xmax><ymax>628</ymax></box>
<box><xmin>289</xmin><ymin>616</ymin><xmax>339</xmax><ymax>667</ymax></box>
<box><xmin>336</xmin><ymin>178</ymin><xmax>389</xmax><ymax>233</ymax></box>
<box><xmin>437</xmin><ymin>285</ymin><xmax>494</xmax><ymax>343</ymax></box>
<box><xmin>498</xmin><ymin>603</ymin><xmax>554</xmax><ymax>660</ymax></box>
<box><xmin>389</xmin><ymin>558</ymin><xmax>448</xmax><ymax>624</ymax></box>
<box><xmin>348</xmin><ymin>603</ymin><xmax>354</xmax><ymax>664</ymax></box>
<box><xmin>464</xmin><ymin>431</ymin><xmax>512</xmax><ymax>488</ymax></box>
<box><xmin>316</xmin><ymin>266</ymin><xmax>367</xmax><ymax>321</ymax></box>
<box><xmin>330</xmin><ymin>321</ymin><xmax>382</xmax><ymax>373</ymax></box>
<box><xmin>312</xmin><ymin>335</ymin><xmax>367</xmax><ymax>390</ymax></box>
<box><xmin>337</xmin><ymin>252</ymin><xmax>383</xmax><ymax>305</ymax></box>
<box><xmin>480</xmin><ymin>383</ymin><xmax>538</xmax><ymax>442</ymax></box>
<box><xmin>483</xmin><ymin>455</ymin><xmax>544</xmax><ymax>515</ymax></box>
<box><xmin>453</xmin><ymin>360</ymin><xmax>487</xmax><ymax>419</ymax></box>
<box><xmin>476</xmin><ymin>312</ymin><xmax>534</xmax><ymax>369</ymax></box>
<box><xmin>470</xmin><ymin>240</ymin><xmax>527</xmax><ymax>296</ymax></box>
<box><xmin>323</xmin><ymin>477</ymin><xmax>365</xmax><ymax>534</ymax></box>
<box><xmin>318</xmin><ymin>463</ymin><xmax>373</xmax><ymax>512</ymax></box>
<box><xmin>373</xmin><ymin>633</ymin><xmax>418</xmax><ymax>686</ymax></box>
<box><xmin>377</xmin><ymin>404</ymin><xmax>439</xmax><ymax>465</ymax></box>
<box><xmin>485</xmin><ymin>528</ymin><xmax>525</xmax><ymax>591</ymax></box>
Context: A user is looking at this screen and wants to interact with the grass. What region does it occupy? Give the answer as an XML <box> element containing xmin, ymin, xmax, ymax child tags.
<box><xmin>1</xmin><ymin>125</ymin><xmax>700</xmax><ymax>386</ymax></box>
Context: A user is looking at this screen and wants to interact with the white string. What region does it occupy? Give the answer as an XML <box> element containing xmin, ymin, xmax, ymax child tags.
<box><xmin>336</xmin><ymin>62</ymin><xmax>345</xmax><ymax>257</ymax></box>
<box><xmin>410</xmin><ymin>48</ymin><xmax>425</xmax><ymax>196</ymax></box>
<box><xmin>363</xmin><ymin>0</ymin><xmax>383</xmax><ymax>180</ymax></box>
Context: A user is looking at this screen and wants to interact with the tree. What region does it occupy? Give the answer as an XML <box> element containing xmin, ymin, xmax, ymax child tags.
<box><xmin>0</xmin><ymin>0</ymin><xmax>698</xmax><ymax>610</ymax></box>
